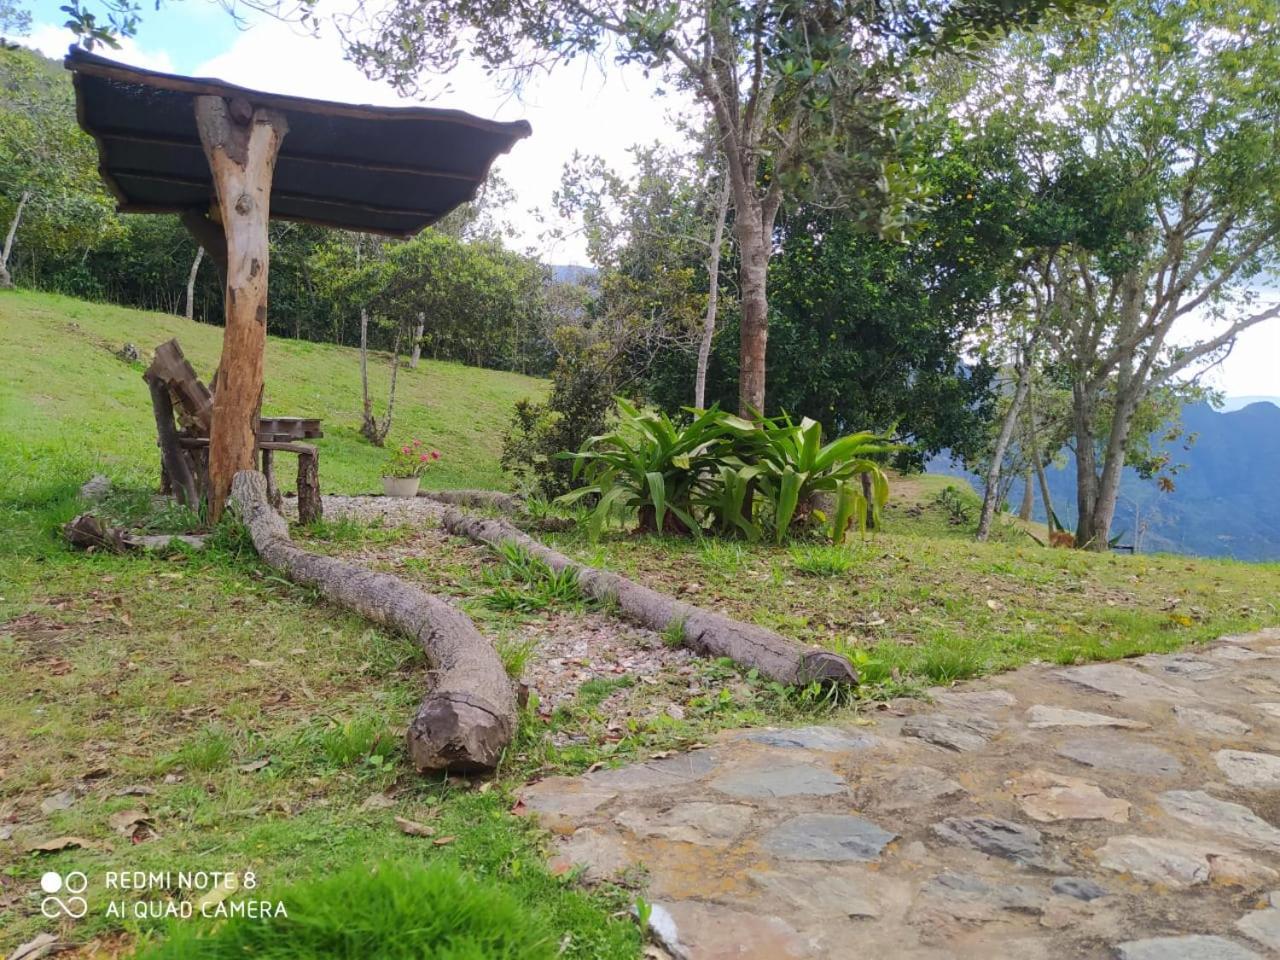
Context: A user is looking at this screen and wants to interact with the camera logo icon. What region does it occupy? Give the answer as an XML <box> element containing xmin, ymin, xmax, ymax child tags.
<box><xmin>40</xmin><ymin>871</ymin><xmax>89</xmax><ymax>918</ymax></box>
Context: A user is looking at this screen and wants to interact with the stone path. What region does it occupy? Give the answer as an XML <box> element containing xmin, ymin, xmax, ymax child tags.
<box><xmin>518</xmin><ymin>627</ymin><xmax>1280</xmax><ymax>959</ymax></box>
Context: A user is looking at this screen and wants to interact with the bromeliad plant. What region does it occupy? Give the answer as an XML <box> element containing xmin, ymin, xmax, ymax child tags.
<box><xmin>742</xmin><ymin>413</ymin><xmax>895</xmax><ymax>544</ymax></box>
<box><xmin>558</xmin><ymin>399</ymin><xmax>735</xmax><ymax>537</ymax></box>
<box><xmin>559</xmin><ymin>402</ymin><xmax>893</xmax><ymax>544</ymax></box>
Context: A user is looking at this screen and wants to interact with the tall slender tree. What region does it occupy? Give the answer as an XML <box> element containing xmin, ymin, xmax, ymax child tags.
<box><xmin>961</xmin><ymin>0</ymin><xmax>1280</xmax><ymax>549</ymax></box>
<box><xmin>333</xmin><ymin>0</ymin><xmax>1096</xmax><ymax>414</ymax></box>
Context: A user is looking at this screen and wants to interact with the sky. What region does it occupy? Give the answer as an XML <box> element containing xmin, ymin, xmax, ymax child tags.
<box><xmin>19</xmin><ymin>2</ymin><xmax>1280</xmax><ymax>400</ymax></box>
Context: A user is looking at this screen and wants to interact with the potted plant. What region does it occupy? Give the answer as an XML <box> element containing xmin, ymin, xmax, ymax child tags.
<box><xmin>382</xmin><ymin>439</ymin><xmax>440</xmax><ymax>498</ymax></box>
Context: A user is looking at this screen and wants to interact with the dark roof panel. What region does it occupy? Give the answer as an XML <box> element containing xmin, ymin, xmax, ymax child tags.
<box><xmin>66</xmin><ymin>47</ymin><xmax>531</xmax><ymax>237</ymax></box>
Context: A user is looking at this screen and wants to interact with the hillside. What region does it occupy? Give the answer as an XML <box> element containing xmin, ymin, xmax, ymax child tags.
<box><xmin>3</xmin><ymin>291</ymin><xmax>1279</xmax><ymax>957</ymax></box>
<box><xmin>0</xmin><ymin>289</ymin><xmax>546</xmax><ymax>507</ymax></box>
<box><xmin>973</xmin><ymin>401</ymin><xmax>1280</xmax><ymax>562</ymax></box>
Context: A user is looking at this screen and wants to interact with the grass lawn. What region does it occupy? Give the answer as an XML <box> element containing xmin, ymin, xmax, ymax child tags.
<box><xmin>2</xmin><ymin>289</ymin><xmax>1279</xmax><ymax>956</ymax></box>
<box><xmin>1</xmin><ymin>292</ymin><xmax>639</xmax><ymax>957</ymax></box>
<box><xmin>543</xmin><ymin>481</ymin><xmax>1280</xmax><ymax>692</ymax></box>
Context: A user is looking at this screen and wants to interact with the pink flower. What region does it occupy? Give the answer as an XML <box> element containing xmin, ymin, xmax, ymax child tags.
<box><xmin>401</xmin><ymin>446</ymin><xmax>410</xmax><ymax>454</ymax></box>
<box><xmin>419</xmin><ymin>454</ymin><xmax>429</xmax><ymax>462</ymax></box>
<box><xmin>431</xmin><ymin>451</ymin><xmax>441</xmax><ymax>460</ymax></box>
<box><xmin>413</xmin><ymin>439</ymin><xmax>422</xmax><ymax>446</ymax></box>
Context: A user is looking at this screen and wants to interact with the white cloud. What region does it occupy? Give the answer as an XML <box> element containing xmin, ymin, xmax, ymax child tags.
<box><xmin>189</xmin><ymin>13</ymin><xmax>694</xmax><ymax>262</ymax></box>
<box><xmin>24</xmin><ymin>23</ymin><xmax>175</xmax><ymax>73</ymax></box>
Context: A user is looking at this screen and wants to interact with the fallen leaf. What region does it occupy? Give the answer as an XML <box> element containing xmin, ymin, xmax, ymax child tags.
<box><xmin>195</xmin><ymin>874</ymin><xmax>239</xmax><ymax>912</ymax></box>
<box><xmin>432</xmin><ymin>836</ymin><xmax>455</xmax><ymax>846</ymax></box>
<box><xmin>237</xmin><ymin>758</ymin><xmax>270</xmax><ymax>773</ymax></box>
<box><xmin>395</xmin><ymin>817</ymin><xmax>436</xmax><ymax>838</ymax></box>
<box><xmin>360</xmin><ymin>793</ymin><xmax>396</xmax><ymax>812</ymax></box>
<box><xmin>109</xmin><ymin>808</ymin><xmax>151</xmax><ymax>835</ymax></box>
<box><xmin>27</xmin><ymin>836</ymin><xmax>94</xmax><ymax>853</ymax></box>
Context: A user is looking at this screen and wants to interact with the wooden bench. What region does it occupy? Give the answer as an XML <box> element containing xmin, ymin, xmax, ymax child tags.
<box><xmin>144</xmin><ymin>339</ymin><xmax>324</xmax><ymax>524</ymax></box>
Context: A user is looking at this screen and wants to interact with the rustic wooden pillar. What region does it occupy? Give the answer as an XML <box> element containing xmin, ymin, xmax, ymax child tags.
<box><xmin>194</xmin><ymin>95</ymin><xmax>288</xmax><ymax>522</ymax></box>
<box><xmin>146</xmin><ymin>377</ymin><xmax>200</xmax><ymax>509</ymax></box>
<box><xmin>261</xmin><ymin>448</ymin><xmax>283</xmax><ymax>512</ymax></box>
<box><xmin>297</xmin><ymin>448</ymin><xmax>322</xmax><ymax>525</ymax></box>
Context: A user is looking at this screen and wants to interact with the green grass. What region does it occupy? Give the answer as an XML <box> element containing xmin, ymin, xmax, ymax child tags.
<box><xmin>543</xmin><ymin>489</ymin><xmax>1280</xmax><ymax>692</ymax></box>
<box><xmin>0</xmin><ymin>292</ymin><xmax>641</xmax><ymax>958</ymax></box>
<box><xmin>3</xmin><ymin>290</ymin><xmax>1280</xmax><ymax>956</ymax></box>
<box><xmin>0</xmin><ymin>288</ymin><xmax>543</xmax><ymax>502</ymax></box>
<box><xmin>134</xmin><ymin>861</ymin><xmax>561</xmax><ymax>960</ymax></box>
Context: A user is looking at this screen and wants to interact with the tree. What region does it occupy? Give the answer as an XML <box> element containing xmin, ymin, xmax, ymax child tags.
<box><xmin>963</xmin><ymin>0</ymin><xmax>1280</xmax><ymax>549</ymax></box>
<box><xmin>333</xmin><ymin>0</ymin><xmax>1093</xmax><ymax>415</ymax></box>
<box><xmin>0</xmin><ymin>46</ymin><xmax>114</xmax><ymax>287</ymax></box>
<box><xmin>0</xmin><ymin>0</ymin><xmax>31</xmax><ymax>44</ymax></box>
<box><xmin>555</xmin><ymin>142</ymin><xmax>730</xmax><ymax>395</ymax></box>
<box><xmin>649</xmin><ymin>122</ymin><xmax>1024</xmax><ymax>467</ymax></box>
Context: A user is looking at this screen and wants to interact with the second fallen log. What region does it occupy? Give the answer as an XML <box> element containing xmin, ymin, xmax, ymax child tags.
<box><xmin>229</xmin><ymin>470</ymin><xmax>515</xmax><ymax>772</ymax></box>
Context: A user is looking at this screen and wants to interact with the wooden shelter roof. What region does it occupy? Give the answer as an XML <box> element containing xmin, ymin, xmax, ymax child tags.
<box><xmin>64</xmin><ymin>47</ymin><xmax>531</xmax><ymax>238</ymax></box>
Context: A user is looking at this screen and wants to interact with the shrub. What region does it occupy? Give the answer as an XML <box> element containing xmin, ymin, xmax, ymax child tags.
<box><xmin>501</xmin><ymin>327</ymin><xmax>616</xmax><ymax>497</ymax></box>
<box><xmin>559</xmin><ymin>400</ymin><xmax>737</xmax><ymax>537</ymax></box>
<box><xmin>742</xmin><ymin>413</ymin><xmax>894</xmax><ymax>544</ymax></box>
<box><xmin>134</xmin><ymin>860</ymin><xmax>559</xmax><ymax>960</ymax></box>
<box><xmin>559</xmin><ymin>403</ymin><xmax>893</xmax><ymax>544</ymax></box>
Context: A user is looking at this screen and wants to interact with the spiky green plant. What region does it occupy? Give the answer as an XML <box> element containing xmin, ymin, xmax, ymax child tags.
<box><xmin>558</xmin><ymin>399</ymin><xmax>737</xmax><ymax>537</ymax></box>
<box><xmin>739</xmin><ymin>414</ymin><xmax>894</xmax><ymax>543</ymax></box>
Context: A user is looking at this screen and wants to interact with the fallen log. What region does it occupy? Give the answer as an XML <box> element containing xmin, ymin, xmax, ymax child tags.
<box><xmin>438</xmin><ymin>507</ymin><xmax>857</xmax><ymax>686</ymax></box>
<box><xmin>64</xmin><ymin>513</ymin><xmax>206</xmax><ymax>552</ymax></box>
<box><xmin>229</xmin><ymin>471</ymin><xmax>515</xmax><ymax>773</ymax></box>
<box><xmin>419</xmin><ymin>489</ymin><xmax>524</xmax><ymax>514</ymax></box>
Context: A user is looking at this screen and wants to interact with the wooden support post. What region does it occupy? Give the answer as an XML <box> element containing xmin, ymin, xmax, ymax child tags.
<box><xmin>195</xmin><ymin>95</ymin><xmax>288</xmax><ymax>522</ymax></box>
<box><xmin>146</xmin><ymin>377</ymin><xmax>200</xmax><ymax>509</ymax></box>
<box><xmin>296</xmin><ymin>447</ymin><xmax>322</xmax><ymax>524</ymax></box>
<box><xmin>261</xmin><ymin>448</ymin><xmax>283</xmax><ymax>512</ymax></box>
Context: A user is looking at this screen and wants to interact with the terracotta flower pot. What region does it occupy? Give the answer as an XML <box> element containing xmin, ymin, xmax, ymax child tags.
<box><xmin>382</xmin><ymin>476</ymin><xmax>421</xmax><ymax>498</ymax></box>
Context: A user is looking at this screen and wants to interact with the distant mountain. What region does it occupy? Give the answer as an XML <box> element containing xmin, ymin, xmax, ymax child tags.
<box><xmin>1221</xmin><ymin>395</ymin><xmax>1280</xmax><ymax>412</ymax></box>
<box><xmin>933</xmin><ymin>401</ymin><xmax>1280</xmax><ymax>561</ymax></box>
<box><xmin>548</xmin><ymin>264</ymin><xmax>598</xmax><ymax>284</ymax></box>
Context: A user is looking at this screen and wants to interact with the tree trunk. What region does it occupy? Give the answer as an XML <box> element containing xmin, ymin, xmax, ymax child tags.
<box><xmin>977</xmin><ymin>353</ymin><xmax>1036</xmax><ymax>541</ymax></box>
<box><xmin>695</xmin><ymin>177</ymin><xmax>731</xmax><ymax>410</ymax></box>
<box><xmin>378</xmin><ymin>324</ymin><xmax>403</xmax><ymax>440</ymax></box>
<box><xmin>229</xmin><ymin>470</ymin><xmax>516</xmax><ymax>772</ymax></box>
<box><xmin>359</xmin><ymin>314</ymin><xmax>402</xmax><ymax>446</ymax></box>
<box><xmin>1087</xmin><ymin>389</ymin><xmax>1140</xmax><ymax>551</ymax></box>
<box><xmin>438</xmin><ymin>506</ymin><xmax>856</xmax><ymax>686</ymax></box>
<box><xmin>734</xmin><ymin>209</ymin><xmax>770</xmax><ymax>416</ymax></box>
<box><xmin>1017</xmin><ymin>470</ymin><xmax>1034</xmax><ymax>521</ymax></box>
<box><xmin>196</xmin><ymin>96</ymin><xmax>288</xmax><ymax>523</ymax></box>
<box><xmin>185</xmin><ymin>246</ymin><xmax>204</xmax><ymax>322</ymax></box>
<box><xmin>295</xmin><ymin>447</ymin><xmax>322</xmax><ymax>525</ymax></box>
<box><xmin>1072</xmin><ymin>384</ymin><xmax>1099</xmax><ymax>548</ymax></box>
<box><xmin>0</xmin><ymin>190</ymin><xmax>31</xmax><ymax>288</ymax></box>
<box><xmin>409</xmin><ymin>315</ymin><xmax>425</xmax><ymax>369</ymax></box>
<box><xmin>359</xmin><ymin>308</ymin><xmax>378</xmax><ymax>441</ymax></box>
<box><xmin>1025</xmin><ymin>386</ymin><xmax>1056</xmax><ymax>531</ymax></box>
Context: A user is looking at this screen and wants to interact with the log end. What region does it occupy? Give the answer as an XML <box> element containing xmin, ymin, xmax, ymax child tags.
<box><xmin>798</xmin><ymin>650</ymin><xmax>859</xmax><ymax>686</ymax></box>
<box><xmin>406</xmin><ymin>693</ymin><xmax>515</xmax><ymax>774</ymax></box>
